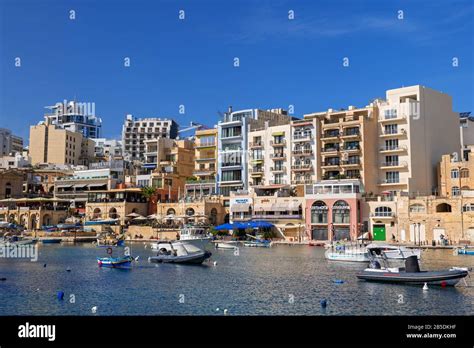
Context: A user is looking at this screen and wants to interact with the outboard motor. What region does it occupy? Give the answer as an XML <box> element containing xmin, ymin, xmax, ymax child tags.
<box><xmin>369</xmin><ymin>260</ymin><xmax>381</xmax><ymax>269</ymax></box>
<box><xmin>405</xmin><ymin>255</ymin><xmax>420</xmax><ymax>273</ymax></box>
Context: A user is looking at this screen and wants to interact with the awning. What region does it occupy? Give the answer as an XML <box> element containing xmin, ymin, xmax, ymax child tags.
<box><xmin>74</xmin><ymin>184</ymin><xmax>88</xmax><ymax>189</ymax></box>
<box><xmin>288</xmin><ymin>201</ymin><xmax>302</xmax><ymax>211</ymax></box>
<box><xmin>56</xmin><ymin>184</ymin><xmax>73</xmax><ymax>188</ymax></box>
<box><xmin>254</xmin><ymin>204</ymin><xmax>273</xmax><ymax>212</ymax></box>
<box><xmin>271</xmin><ymin>203</ymin><xmax>289</xmax><ymax>211</ymax></box>
<box><xmin>87</xmin><ymin>183</ymin><xmax>107</xmax><ymax>188</ymax></box>
<box><xmin>143</xmin><ymin>163</ymin><xmax>156</xmax><ymax>169</ymax></box>
<box><xmin>231</xmin><ymin>204</ymin><xmax>250</xmax><ymax>213</ymax></box>
<box><xmin>272</xmin><ymin>131</ymin><xmax>285</xmax><ymax>136</ymax></box>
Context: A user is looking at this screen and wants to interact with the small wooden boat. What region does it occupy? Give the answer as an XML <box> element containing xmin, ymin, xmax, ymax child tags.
<box><xmin>357</xmin><ymin>255</ymin><xmax>470</xmax><ymax>286</ymax></box>
<box><xmin>215</xmin><ymin>241</ymin><xmax>239</xmax><ymax>250</ymax></box>
<box><xmin>97</xmin><ymin>255</ymin><xmax>134</xmax><ymax>268</ymax></box>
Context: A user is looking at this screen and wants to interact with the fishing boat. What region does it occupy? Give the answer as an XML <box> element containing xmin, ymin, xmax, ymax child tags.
<box><xmin>40</xmin><ymin>238</ymin><xmax>62</xmax><ymax>244</ymax></box>
<box><xmin>179</xmin><ymin>225</ymin><xmax>212</xmax><ymax>249</ymax></box>
<box><xmin>366</xmin><ymin>243</ymin><xmax>421</xmax><ymax>260</ymax></box>
<box><xmin>148</xmin><ymin>241</ymin><xmax>211</xmax><ymax>264</ymax></box>
<box><xmin>456</xmin><ymin>247</ymin><xmax>474</xmax><ymax>255</ymax></box>
<box><xmin>324</xmin><ymin>244</ymin><xmax>370</xmax><ymax>262</ymax></box>
<box><xmin>357</xmin><ymin>255</ymin><xmax>469</xmax><ymax>286</ymax></box>
<box><xmin>0</xmin><ymin>235</ymin><xmax>37</xmax><ymax>247</ymax></box>
<box><xmin>97</xmin><ymin>255</ymin><xmax>135</xmax><ymax>268</ymax></box>
<box><xmin>215</xmin><ymin>241</ymin><xmax>239</xmax><ymax>250</ymax></box>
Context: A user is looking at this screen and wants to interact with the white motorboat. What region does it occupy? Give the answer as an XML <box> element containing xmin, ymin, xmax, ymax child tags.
<box><xmin>148</xmin><ymin>241</ymin><xmax>211</xmax><ymax>264</ymax></box>
<box><xmin>324</xmin><ymin>244</ymin><xmax>370</xmax><ymax>262</ymax></box>
<box><xmin>215</xmin><ymin>241</ymin><xmax>239</xmax><ymax>250</ymax></box>
<box><xmin>178</xmin><ymin>225</ymin><xmax>212</xmax><ymax>249</ymax></box>
<box><xmin>366</xmin><ymin>243</ymin><xmax>421</xmax><ymax>260</ymax></box>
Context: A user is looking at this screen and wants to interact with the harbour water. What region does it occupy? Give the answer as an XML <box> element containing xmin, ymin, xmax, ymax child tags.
<box><xmin>0</xmin><ymin>243</ymin><xmax>473</xmax><ymax>316</ymax></box>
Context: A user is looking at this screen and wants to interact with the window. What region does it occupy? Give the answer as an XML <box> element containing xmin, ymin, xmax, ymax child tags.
<box><xmin>385</xmin><ymin>171</ymin><xmax>399</xmax><ymax>183</ymax></box>
<box><xmin>460</xmin><ymin>168</ymin><xmax>469</xmax><ymax>178</ymax></box>
<box><xmin>463</xmin><ymin>204</ymin><xmax>474</xmax><ymax>212</ymax></box>
<box><xmin>385</xmin><ymin>139</ymin><xmax>399</xmax><ymax>150</ymax></box>
<box><xmin>374</xmin><ymin>206</ymin><xmax>392</xmax><ymax>217</ymax></box>
<box><xmin>452</xmin><ymin>186</ymin><xmax>460</xmax><ymax>196</ymax></box>
<box><xmin>385</xmin><ymin>124</ymin><xmax>398</xmax><ymax>134</ymax></box>
<box><xmin>384</xmin><ymin>109</ymin><xmax>397</xmax><ymax>119</ymax></box>
<box><xmin>451</xmin><ymin>169</ymin><xmax>459</xmax><ymax>179</ymax></box>
<box><xmin>311</xmin><ymin>201</ymin><xmax>328</xmax><ymax>224</ymax></box>
<box><xmin>436</xmin><ymin>203</ymin><xmax>452</xmax><ymax>213</ymax></box>
<box><xmin>409</xmin><ymin>204</ymin><xmax>425</xmax><ymax>213</ymax></box>
<box><xmin>333</xmin><ymin>200</ymin><xmax>350</xmax><ymax>223</ymax></box>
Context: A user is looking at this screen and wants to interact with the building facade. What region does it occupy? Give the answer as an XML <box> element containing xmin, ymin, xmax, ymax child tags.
<box><xmin>0</xmin><ymin>128</ymin><xmax>23</xmax><ymax>156</ymax></box>
<box><xmin>44</xmin><ymin>100</ymin><xmax>102</xmax><ymax>138</ymax></box>
<box><xmin>121</xmin><ymin>114</ymin><xmax>178</xmax><ymax>161</ymax></box>
<box><xmin>186</xmin><ymin>128</ymin><xmax>218</xmax><ymax>197</ymax></box>
<box><xmin>29</xmin><ymin>123</ymin><xmax>95</xmax><ymax>166</ymax></box>
<box><xmin>438</xmin><ymin>153</ymin><xmax>474</xmax><ymax>197</ymax></box>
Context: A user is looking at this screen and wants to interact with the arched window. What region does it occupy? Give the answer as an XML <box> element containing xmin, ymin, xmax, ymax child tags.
<box><xmin>409</xmin><ymin>204</ymin><xmax>425</xmax><ymax>213</ymax></box>
<box><xmin>333</xmin><ymin>200</ymin><xmax>350</xmax><ymax>223</ymax></box>
<box><xmin>460</xmin><ymin>168</ymin><xmax>469</xmax><ymax>178</ymax></box>
<box><xmin>436</xmin><ymin>203</ymin><xmax>452</xmax><ymax>213</ymax></box>
<box><xmin>109</xmin><ymin>208</ymin><xmax>118</xmax><ymax>219</ymax></box>
<box><xmin>452</xmin><ymin>186</ymin><xmax>460</xmax><ymax>196</ymax></box>
<box><xmin>166</xmin><ymin>208</ymin><xmax>176</xmax><ymax>216</ymax></box>
<box><xmin>451</xmin><ymin>169</ymin><xmax>459</xmax><ymax>179</ymax></box>
<box><xmin>5</xmin><ymin>182</ymin><xmax>11</xmax><ymax>198</ymax></box>
<box><xmin>186</xmin><ymin>208</ymin><xmax>195</xmax><ymax>216</ymax></box>
<box><xmin>311</xmin><ymin>201</ymin><xmax>327</xmax><ymax>224</ymax></box>
<box><xmin>209</xmin><ymin>208</ymin><xmax>218</xmax><ymax>225</ymax></box>
<box><xmin>374</xmin><ymin>206</ymin><xmax>392</xmax><ymax>217</ymax></box>
<box><xmin>93</xmin><ymin>208</ymin><xmax>101</xmax><ymax>219</ymax></box>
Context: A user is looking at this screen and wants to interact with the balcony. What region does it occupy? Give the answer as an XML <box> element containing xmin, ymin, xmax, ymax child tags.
<box><xmin>196</xmin><ymin>157</ymin><xmax>215</xmax><ymax>162</ymax></box>
<box><xmin>221</xmin><ymin>162</ymin><xmax>242</xmax><ymax>169</ymax></box>
<box><xmin>321</xmin><ymin>147</ymin><xmax>339</xmax><ymax>154</ymax></box>
<box><xmin>250</xmin><ymin>167</ymin><xmax>264</xmax><ymax>176</ymax></box>
<box><xmin>322</xmin><ymin>162</ymin><xmax>340</xmax><ymax>169</ymax></box>
<box><xmin>192</xmin><ymin>169</ymin><xmax>215</xmax><ymax>176</ymax></box>
<box><xmin>379</xmin><ymin>114</ymin><xmax>407</xmax><ymax>123</ymax></box>
<box><xmin>270</xmin><ymin>166</ymin><xmax>286</xmax><ymax>173</ymax></box>
<box><xmin>293</xmin><ymin>134</ymin><xmax>312</xmax><ymax>142</ymax></box>
<box><xmin>378</xmin><ymin>179</ymin><xmax>405</xmax><ymax>186</ymax></box>
<box><xmin>270</xmin><ymin>140</ymin><xmax>286</xmax><ymax>147</ymax></box>
<box><xmin>270</xmin><ymin>153</ymin><xmax>286</xmax><ymax>160</ymax></box>
<box><xmin>370</xmin><ymin>212</ymin><xmax>395</xmax><ymax>219</ymax></box>
<box><xmin>268</xmin><ymin>180</ymin><xmax>288</xmax><ymax>185</ymax></box>
<box><xmin>196</xmin><ymin>142</ymin><xmax>216</xmax><ymax>148</ymax></box>
<box><xmin>249</xmin><ymin>142</ymin><xmax>263</xmax><ymax>148</ymax></box>
<box><xmin>186</xmin><ymin>179</ymin><xmax>216</xmax><ymax>186</ymax></box>
<box><xmin>380</xmin><ymin>161</ymin><xmax>408</xmax><ymax>169</ymax></box>
<box><xmin>379</xmin><ymin>145</ymin><xmax>408</xmax><ymax>153</ymax></box>
<box><xmin>379</xmin><ymin>129</ymin><xmax>407</xmax><ymax>138</ymax></box>
<box><xmin>341</xmin><ymin>130</ymin><xmax>360</xmax><ymax>139</ymax></box>
<box><xmin>252</xmin><ymin>214</ymin><xmax>302</xmax><ymax>220</ymax></box>
<box><xmin>321</xmin><ymin>131</ymin><xmax>340</xmax><ymax>140</ymax></box>
<box><xmin>340</xmin><ymin>159</ymin><xmax>361</xmax><ymax>167</ymax></box>
<box><xmin>342</xmin><ymin>145</ymin><xmax>360</xmax><ymax>153</ymax></box>
<box><xmin>292</xmin><ymin>164</ymin><xmax>313</xmax><ymax>171</ymax></box>
<box><xmin>293</xmin><ymin>149</ymin><xmax>313</xmax><ymax>156</ymax></box>
<box><xmin>292</xmin><ymin>179</ymin><xmax>314</xmax><ymax>185</ymax></box>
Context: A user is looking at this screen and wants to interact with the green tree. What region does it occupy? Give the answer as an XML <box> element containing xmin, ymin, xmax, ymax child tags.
<box><xmin>141</xmin><ymin>186</ymin><xmax>157</xmax><ymax>202</ymax></box>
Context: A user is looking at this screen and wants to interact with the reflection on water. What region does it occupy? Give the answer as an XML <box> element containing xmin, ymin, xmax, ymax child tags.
<box><xmin>0</xmin><ymin>244</ymin><xmax>472</xmax><ymax>315</ymax></box>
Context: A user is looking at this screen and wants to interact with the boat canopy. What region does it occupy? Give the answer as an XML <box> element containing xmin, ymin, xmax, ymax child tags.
<box><xmin>214</xmin><ymin>221</ymin><xmax>274</xmax><ymax>230</ymax></box>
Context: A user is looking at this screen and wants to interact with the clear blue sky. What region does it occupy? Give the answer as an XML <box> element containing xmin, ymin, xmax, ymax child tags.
<box><xmin>0</xmin><ymin>0</ymin><xmax>473</xmax><ymax>143</ymax></box>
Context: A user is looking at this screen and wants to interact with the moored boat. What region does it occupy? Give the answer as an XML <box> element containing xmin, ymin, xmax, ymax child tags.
<box><xmin>243</xmin><ymin>239</ymin><xmax>272</xmax><ymax>248</ymax></box>
<box><xmin>41</xmin><ymin>238</ymin><xmax>62</xmax><ymax>244</ymax></box>
<box><xmin>148</xmin><ymin>241</ymin><xmax>211</xmax><ymax>264</ymax></box>
<box><xmin>324</xmin><ymin>244</ymin><xmax>370</xmax><ymax>262</ymax></box>
<box><xmin>215</xmin><ymin>241</ymin><xmax>239</xmax><ymax>250</ymax></box>
<box><xmin>97</xmin><ymin>255</ymin><xmax>134</xmax><ymax>268</ymax></box>
<box><xmin>178</xmin><ymin>225</ymin><xmax>212</xmax><ymax>250</ymax></box>
<box><xmin>456</xmin><ymin>247</ymin><xmax>474</xmax><ymax>255</ymax></box>
<box><xmin>366</xmin><ymin>243</ymin><xmax>421</xmax><ymax>260</ymax></box>
<box><xmin>357</xmin><ymin>255</ymin><xmax>470</xmax><ymax>286</ymax></box>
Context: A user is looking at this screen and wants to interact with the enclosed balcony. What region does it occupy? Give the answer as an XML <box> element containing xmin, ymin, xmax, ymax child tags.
<box><xmin>379</xmin><ymin>145</ymin><xmax>408</xmax><ymax>153</ymax></box>
<box><xmin>270</xmin><ymin>153</ymin><xmax>286</xmax><ymax>160</ymax></box>
<box><xmin>379</xmin><ymin>161</ymin><xmax>408</xmax><ymax>170</ymax></box>
<box><xmin>270</xmin><ymin>166</ymin><xmax>286</xmax><ymax>173</ymax></box>
<box><xmin>291</xmin><ymin>164</ymin><xmax>313</xmax><ymax>171</ymax></box>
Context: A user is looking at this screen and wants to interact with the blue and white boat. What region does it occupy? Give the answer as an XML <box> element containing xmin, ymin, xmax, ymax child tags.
<box><xmin>457</xmin><ymin>247</ymin><xmax>474</xmax><ymax>255</ymax></box>
<box><xmin>97</xmin><ymin>255</ymin><xmax>134</xmax><ymax>268</ymax></box>
<box><xmin>243</xmin><ymin>240</ymin><xmax>272</xmax><ymax>248</ymax></box>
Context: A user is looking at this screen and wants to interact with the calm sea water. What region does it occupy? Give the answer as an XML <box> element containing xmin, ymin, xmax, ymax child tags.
<box><xmin>0</xmin><ymin>243</ymin><xmax>473</xmax><ymax>316</ymax></box>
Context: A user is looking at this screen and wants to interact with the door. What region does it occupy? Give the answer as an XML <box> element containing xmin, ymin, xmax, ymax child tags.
<box><xmin>311</xmin><ymin>227</ymin><xmax>328</xmax><ymax>241</ymax></box>
<box><xmin>373</xmin><ymin>225</ymin><xmax>386</xmax><ymax>241</ymax></box>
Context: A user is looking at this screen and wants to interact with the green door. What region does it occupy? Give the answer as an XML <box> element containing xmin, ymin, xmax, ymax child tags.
<box><xmin>373</xmin><ymin>225</ymin><xmax>386</xmax><ymax>241</ymax></box>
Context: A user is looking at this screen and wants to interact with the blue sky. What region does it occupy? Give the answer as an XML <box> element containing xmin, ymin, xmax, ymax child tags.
<box><xmin>0</xmin><ymin>0</ymin><xmax>473</xmax><ymax>142</ymax></box>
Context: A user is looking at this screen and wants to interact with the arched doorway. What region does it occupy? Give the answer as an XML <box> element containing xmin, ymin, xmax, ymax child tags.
<box><xmin>5</xmin><ymin>182</ymin><xmax>12</xmax><ymax>198</ymax></box>
<box><xmin>311</xmin><ymin>201</ymin><xmax>328</xmax><ymax>240</ymax></box>
<box><xmin>93</xmin><ymin>208</ymin><xmax>101</xmax><ymax>219</ymax></box>
<box><xmin>30</xmin><ymin>214</ymin><xmax>38</xmax><ymax>230</ymax></box>
<box><xmin>20</xmin><ymin>214</ymin><xmax>28</xmax><ymax>228</ymax></box>
<box><xmin>209</xmin><ymin>208</ymin><xmax>218</xmax><ymax>225</ymax></box>
<box><xmin>224</xmin><ymin>213</ymin><xmax>230</xmax><ymax>224</ymax></box>
<box><xmin>43</xmin><ymin>214</ymin><xmax>52</xmax><ymax>226</ymax></box>
<box><xmin>109</xmin><ymin>208</ymin><xmax>118</xmax><ymax>219</ymax></box>
<box><xmin>332</xmin><ymin>200</ymin><xmax>350</xmax><ymax>240</ymax></box>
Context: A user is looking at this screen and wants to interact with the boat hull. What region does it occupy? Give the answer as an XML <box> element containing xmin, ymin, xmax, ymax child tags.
<box><xmin>243</xmin><ymin>241</ymin><xmax>271</xmax><ymax>248</ymax></box>
<box><xmin>325</xmin><ymin>248</ymin><xmax>370</xmax><ymax>262</ymax></box>
<box><xmin>357</xmin><ymin>269</ymin><xmax>468</xmax><ymax>286</ymax></box>
<box><xmin>215</xmin><ymin>242</ymin><xmax>238</xmax><ymax>250</ymax></box>
<box><xmin>148</xmin><ymin>251</ymin><xmax>211</xmax><ymax>264</ymax></box>
<box><xmin>97</xmin><ymin>256</ymin><xmax>133</xmax><ymax>268</ymax></box>
<box><xmin>457</xmin><ymin>249</ymin><xmax>474</xmax><ymax>255</ymax></box>
<box><xmin>41</xmin><ymin>239</ymin><xmax>62</xmax><ymax>244</ymax></box>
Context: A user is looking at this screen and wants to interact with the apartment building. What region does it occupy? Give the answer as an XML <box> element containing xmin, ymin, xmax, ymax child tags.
<box><xmin>121</xmin><ymin>114</ymin><xmax>179</xmax><ymax>161</ymax></box>
<box><xmin>186</xmin><ymin>128</ymin><xmax>218</xmax><ymax>197</ymax></box>
<box><xmin>93</xmin><ymin>138</ymin><xmax>123</xmax><ymax>161</ymax></box>
<box><xmin>29</xmin><ymin>123</ymin><xmax>95</xmax><ymax>166</ymax></box>
<box><xmin>459</xmin><ymin>112</ymin><xmax>474</xmax><ymax>160</ymax></box>
<box><xmin>0</xmin><ymin>128</ymin><xmax>23</xmax><ymax>156</ymax></box>
<box><xmin>438</xmin><ymin>152</ymin><xmax>474</xmax><ymax>197</ymax></box>
<box><xmin>217</xmin><ymin>107</ymin><xmax>293</xmax><ymax>197</ymax></box>
<box><xmin>44</xmin><ymin>100</ymin><xmax>102</xmax><ymax>138</ymax></box>
<box><xmin>304</xmin><ymin>105</ymin><xmax>379</xmax><ymax>194</ymax></box>
<box><xmin>374</xmin><ymin>85</ymin><xmax>460</xmax><ymax>196</ymax></box>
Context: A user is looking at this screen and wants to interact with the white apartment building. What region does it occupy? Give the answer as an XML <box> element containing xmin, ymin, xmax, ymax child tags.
<box><xmin>121</xmin><ymin>114</ymin><xmax>179</xmax><ymax>161</ymax></box>
<box><xmin>0</xmin><ymin>128</ymin><xmax>23</xmax><ymax>156</ymax></box>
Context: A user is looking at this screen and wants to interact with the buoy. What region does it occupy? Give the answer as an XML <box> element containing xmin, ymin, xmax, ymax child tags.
<box><xmin>66</xmin><ymin>268</ymin><xmax>71</xmax><ymax>272</ymax></box>
<box><xmin>57</xmin><ymin>291</ymin><xmax>64</xmax><ymax>300</ymax></box>
<box><xmin>223</xmin><ymin>309</ymin><xmax>228</xmax><ymax>315</ymax></box>
<box><xmin>36</xmin><ymin>288</ymin><xmax>40</xmax><ymax>291</ymax></box>
<box><xmin>216</xmin><ymin>308</ymin><xmax>220</xmax><ymax>311</ymax></box>
<box><xmin>423</xmin><ymin>283</ymin><xmax>428</xmax><ymax>291</ymax></box>
<box><xmin>334</xmin><ymin>279</ymin><xmax>344</xmax><ymax>284</ymax></box>
<box><xmin>320</xmin><ymin>299</ymin><xmax>327</xmax><ymax>308</ymax></box>
<box><xmin>213</xmin><ymin>261</ymin><xmax>217</xmax><ymax>266</ymax></box>
<box><xmin>91</xmin><ymin>306</ymin><xmax>98</xmax><ymax>313</ymax></box>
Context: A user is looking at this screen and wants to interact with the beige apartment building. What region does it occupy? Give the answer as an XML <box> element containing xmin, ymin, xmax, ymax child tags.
<box><xmin>29</xmin><ymin>123</ymin><xmax>95</xmax><ymax>166</ymax></box>
<box><xmin>186</xmin><ymin>128</ymin><xmax>218</xmax><ymax>196</ymax></box>
<box><xmin>438</xmin><ymin>152</ymin><xmax>474</xmax><ymax>197</ymax></box>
